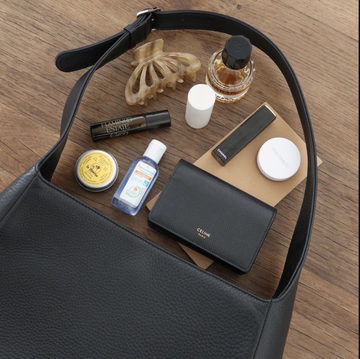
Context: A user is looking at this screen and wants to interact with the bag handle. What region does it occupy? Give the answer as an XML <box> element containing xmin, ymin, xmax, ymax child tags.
<box><xmin>39</xmin><ymin>9</ymin><xmax>317</xmax><ymax>299</ymax></box>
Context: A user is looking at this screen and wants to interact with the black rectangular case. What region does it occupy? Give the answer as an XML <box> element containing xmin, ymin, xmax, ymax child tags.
<box><xmin>148</xmin><ymin>160</ymin><xmax>277</xmax><ymax>273</ymax></box>
<box><xmin>212</xmin><ymin>104</ymin><xmax>276</xmax><ymax>166</ymax></box>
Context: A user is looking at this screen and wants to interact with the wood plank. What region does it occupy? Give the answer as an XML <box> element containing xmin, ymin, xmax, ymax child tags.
<box><xmin>0</xmin><ymin>0</ymin><xmax>358</xmax><ymax>357</ymax></box>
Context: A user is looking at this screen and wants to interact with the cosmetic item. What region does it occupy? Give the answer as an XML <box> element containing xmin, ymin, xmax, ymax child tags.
<box><xmin>147</xmin><ymin>102</ymin><xmax>324</xmax><ymax>270</ymax></box>
<box><xmin>112</xmin><ymin>139</ymin><xmax>166</xmax><ymax>216</ymax></box>
<box><xmin>185</xmin><ymin>84</ymin><xmax>216</xmax><ymax>129</ymax></box>
<box><xmin>206</xmin><ymin>35</ymin><xmax>255</xmax><ymax>103</ymax></box>
<box><xmin>148</xmin><ymin>160</ymin><xmax>276</xmax><ymax>273</ymax></box>
<box><xmin>212</xmin><ymin>104</ymin><xmax>276</xmax><ymax>166</ymax></box>
<box><xmin>90</xmin><ymin>110</ymin><xmax>171</xmax><ymax>142</ymax></box>
<box><xmin>257</xmin><ymin>137</ymin><xmax>301</xmax><ymax>181</ymax></box>
<box><xmin>75</xmin><ymin>150</ymin><xmax>119</xmax><ymax>192</ymax></box>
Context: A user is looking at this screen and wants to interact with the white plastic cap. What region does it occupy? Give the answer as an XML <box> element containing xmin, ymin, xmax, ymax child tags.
<box><xmin>185</xmin><ymin>84</ymin><xmax>216</xmax><ymax>129</ymax></box>
<box><xmin>257</xmin><ymin>137</ymin><xmax>301</xmax><ymax>181</ymax></box>
<box><xmin>143</xmin><ymin>139</ymin><xmax>167</xmax><ymax>164</ymax></box>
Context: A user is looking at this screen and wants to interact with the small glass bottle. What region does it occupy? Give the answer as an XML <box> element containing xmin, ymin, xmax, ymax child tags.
<box><xmin>112</xmin><ymin>140</ymin><xmax>167</xmax><ymax>216</ymax></box>
<box><xmin>206</xmin><ymin>35</ymin><xmax>255</xmax><ymax>103</ymax></box>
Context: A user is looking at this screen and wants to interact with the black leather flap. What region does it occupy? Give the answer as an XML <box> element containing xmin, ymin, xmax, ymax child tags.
<box><xmin>148</xmin><ymin>160</ymin><xmax>277</xmax><ymax>273</ymax></box>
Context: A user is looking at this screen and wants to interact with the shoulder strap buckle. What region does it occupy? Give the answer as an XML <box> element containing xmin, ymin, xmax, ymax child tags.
<box><xmin>136</xmin><ymin>7</ymin><xmax>161</xmax><ymax>17</ymax></box>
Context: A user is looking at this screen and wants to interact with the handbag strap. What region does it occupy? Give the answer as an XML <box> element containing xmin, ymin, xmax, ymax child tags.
<box><xmin>39</xmin><ymin>9</ymin><xmax>318</xmax><ymax>299</ymax></box>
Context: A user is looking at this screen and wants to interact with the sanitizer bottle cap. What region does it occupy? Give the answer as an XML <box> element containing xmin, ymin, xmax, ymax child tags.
<box><xmin>143</xmin><ymin>139</ymin><xmax>167</xmax><ymax>164</ymax></box>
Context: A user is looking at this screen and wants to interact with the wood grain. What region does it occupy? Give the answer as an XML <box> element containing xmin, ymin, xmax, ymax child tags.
<box><xmin>0</xmin><ymin>0</ymin><xmax>358</xmax><ymax>358</ymax></box>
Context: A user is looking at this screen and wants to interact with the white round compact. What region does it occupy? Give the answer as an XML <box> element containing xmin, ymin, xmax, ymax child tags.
<box><xmin>257</xmin><ymin>137</ymin><xmax>301</xmax><ymax>181</ymax></box>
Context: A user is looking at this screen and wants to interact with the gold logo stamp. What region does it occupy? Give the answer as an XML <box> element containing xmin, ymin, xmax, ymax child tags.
<box><xmin>197</xmin><ymin>228</ymin><xmax>211</xmax><ymax>239</ymax></box>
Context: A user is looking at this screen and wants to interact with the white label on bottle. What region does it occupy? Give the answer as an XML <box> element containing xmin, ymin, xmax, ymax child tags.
<box><xmin>119</xmin><ymin>161</ymin><xmax>156</xmax><ymax>207</ymax></box>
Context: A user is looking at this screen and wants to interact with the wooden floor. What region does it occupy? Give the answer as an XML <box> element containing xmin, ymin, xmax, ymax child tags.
<box><xmin>0</xmin><ymin>1</ymin><xmax>358</xmax><ymax>358</ymax></box>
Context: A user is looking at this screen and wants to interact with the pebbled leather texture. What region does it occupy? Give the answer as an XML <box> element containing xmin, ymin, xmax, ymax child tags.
<box><xmin>254</xmin><ymin>280</ymin><xmax>298</xmax><ymax>358</ymax></box>
<box><xmin>0</xmin><ymin>174</ymin><xmax>270</xmax><ymax>358</ymax></box>
<box><xmin>149</xmin><ymin>160</ymin><xmax>276</xmax><ymax>273</ymax></box>
<box><xmin>0</xmin><ymin>166</ymin><xmax>37</xmax><ymax>221</ymax></box>
<box><xmin>0</xmin><ymin>9</ymin><xmax>317</xmax><ymax>359</ymax></box>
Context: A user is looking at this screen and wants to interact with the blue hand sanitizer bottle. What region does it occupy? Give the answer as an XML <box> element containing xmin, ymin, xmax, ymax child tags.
<box><xmin>111</xmin><ymin>139</ymin><xmax>167</xmax><ymax>216</ymax></box>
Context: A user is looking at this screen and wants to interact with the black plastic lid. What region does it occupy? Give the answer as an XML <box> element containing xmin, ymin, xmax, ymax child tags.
<box><xmin>222</xmin><ymin>36</ymin><xmax>252</xmax><ymax>70</ymax></box>
<box><xmin>145</xmin><ymin>110</ymin><xmax>171</xmax><ymax>130</ymax></box>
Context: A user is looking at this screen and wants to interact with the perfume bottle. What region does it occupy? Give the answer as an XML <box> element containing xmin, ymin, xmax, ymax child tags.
<box><xmin>111</xmin><ymin>140</ymin><xmax>167</xmax><ymax>216</ymax></box>
<box><xmin>206</xmin><ymin>35</ymin><xmax>255</xmax><ymax>103</ymax></box>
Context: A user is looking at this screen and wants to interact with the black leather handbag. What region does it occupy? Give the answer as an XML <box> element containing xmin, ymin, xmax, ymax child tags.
<box><xmin>0</xmin><ymin>9</ymin><xmax>317</xmax><ymax>358</ymax></box>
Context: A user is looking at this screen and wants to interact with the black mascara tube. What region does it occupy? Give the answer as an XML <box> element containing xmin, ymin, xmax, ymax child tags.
<box><xmin>90</xmin><ymin>110</ymin><xmax>171</xmax><ymax>142</ymax></box>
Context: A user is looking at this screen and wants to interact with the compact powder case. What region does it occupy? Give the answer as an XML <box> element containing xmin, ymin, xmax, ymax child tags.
<box><xmin>257</xmin><ymin>137</ymin><xmax>301</xmax><ymax>181</ymax></box>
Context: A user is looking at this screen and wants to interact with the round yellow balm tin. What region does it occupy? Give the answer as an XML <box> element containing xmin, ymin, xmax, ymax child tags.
<box><xmin>75</xmin><ymin>150</ymin><xmax>119</xmax><ymax>192</ymax></box>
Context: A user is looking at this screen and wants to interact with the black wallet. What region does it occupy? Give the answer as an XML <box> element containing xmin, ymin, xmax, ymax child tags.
<box><xmin>148</xmin><ymin>160</ymin><xmax>277</xmax><ymax>273</ymax></box>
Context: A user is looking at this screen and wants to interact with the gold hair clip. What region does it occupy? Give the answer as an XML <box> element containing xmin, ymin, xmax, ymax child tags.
<box><xmin>125</xmin><ymin>39</ymin><xmax>201</xmax><ymax>106</ymax></box>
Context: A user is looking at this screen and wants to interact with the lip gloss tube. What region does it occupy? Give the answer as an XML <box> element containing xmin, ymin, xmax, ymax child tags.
<box><xmin>90</xmin><ymin>110</ymin><xmax>171</xmax><ymax>142</ymax></box>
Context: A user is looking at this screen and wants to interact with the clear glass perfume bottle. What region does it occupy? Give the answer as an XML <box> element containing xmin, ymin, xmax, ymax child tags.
<box><xmin>206</xmin><ymin>35</ymin><xmax>255</xmax><ymax>103</ymax></box>
<box><xmin>112</xmin><ymin>140</ymin><xmax>167</xmax><ymax>216</ymax></box>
